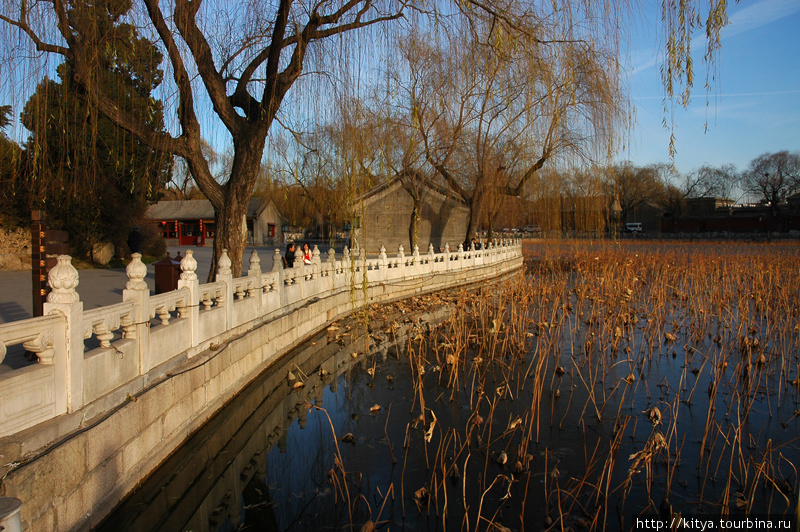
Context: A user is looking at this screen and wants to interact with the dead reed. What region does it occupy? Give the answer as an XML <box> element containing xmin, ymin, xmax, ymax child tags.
<box><xmin>299</xmin><ymin>240</ymin><xmax>800</xmax><ymax>530</ymax></box>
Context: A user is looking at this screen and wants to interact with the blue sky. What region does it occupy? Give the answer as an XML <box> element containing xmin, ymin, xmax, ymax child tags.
<box><xmin>620</xmin><ymin>0</ymin><xmax>800</xmax><ymax>175</ymax></box>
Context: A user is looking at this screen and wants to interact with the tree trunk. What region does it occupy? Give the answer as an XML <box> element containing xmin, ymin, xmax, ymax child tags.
<box><xmin>209</xmin><ymin>201</ymin><xmax>248</xmax><ymax>282</ymax></box>
<box><xmin>465</xmin><ymin>192</ymin><xmax>484</xmax><ymax>243</ymax></box>
<box><xmin>204</xmin><ymin>130</ymin><xmax>266</xmax><ymax>282</ymax></box>
<box><xmin>409</xmin><ymin>199</ymin><xmax>420</xmax><ymax>251</ymax></box>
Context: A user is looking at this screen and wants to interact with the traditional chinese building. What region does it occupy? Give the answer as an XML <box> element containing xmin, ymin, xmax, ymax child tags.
<box><xmin>145</xmin><ymin>198</ymin><xmax>285</xmax><ymax>246</ymax></box>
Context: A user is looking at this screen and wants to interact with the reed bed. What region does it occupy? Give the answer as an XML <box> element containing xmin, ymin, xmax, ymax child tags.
<box><xmin>263</xmin><ymin>240</ymin><xmax>800</xmax><ymax>531</ymax></box>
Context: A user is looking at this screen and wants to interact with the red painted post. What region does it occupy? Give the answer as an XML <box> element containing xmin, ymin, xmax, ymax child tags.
<box><xmin>31</xmin><ymin>210</ymin><xmax>47</xmax><ymax>317</ymax></box>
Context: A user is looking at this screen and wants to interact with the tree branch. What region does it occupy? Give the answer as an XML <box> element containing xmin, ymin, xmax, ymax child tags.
<box><xmin>0</xmin><ymin>14</ymin><xmax>68</xmax><ymax>56</ymax></box>
<box><xmin>174</xmin><ymin>0</ymin><xmax>242</xmax><ymax>132</ymax></box>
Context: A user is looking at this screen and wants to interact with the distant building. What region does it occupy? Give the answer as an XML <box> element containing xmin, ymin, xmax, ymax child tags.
<box><xmin>628</xmin><ymin>202</ymin><xmax>666</xmax><ymax>233</ymax></box>
<box><xmin>685</xmin><ymin>197</ymin><xmax>735</xmax><ymax>216</ymax></box>
<box><xmin>661</xmin><ymin>196</ymin><xmax>800</xmax><ymax>233</ymax></box>
<box><xmin>353</xmin><ymin>176</ymin><xmax>469</xmax><ymax>253</ymax></box>
<box><xmin>788</xmin><ymin>193</ymin><xmax>800</xmax><ymax>215</ymax></box>
<box><xmin>145</xmin><ymin>198</ymin><xmax>285</xmax><ymax>246</ymax></box>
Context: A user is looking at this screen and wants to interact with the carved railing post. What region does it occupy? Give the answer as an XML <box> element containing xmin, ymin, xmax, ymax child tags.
<box><xmin>123</xmin><ymin>253</ymin><xmax>150</xmax><ymax>373</ymax></box>
<box><xmin>327</xmin><ymin>248</ymin><xmax>336</xmax><ymax>285</ymax></box>
<box><xmin>312</xmin><ymin>245</ymin><xmax>321</xmax><ymax>279</ymax></box>
<box><xmin>291</xmin><ymin>251</ymin><xmax>304</xmax><ymax>294</ymax></box>
<box><xmin>397</xmin><ymin>245</ymin><xmax>405</xmax><ymax>278</ymax></box>
<box><xmin>271</xmin><ymin>249</ymin><xmax>286</xmax><ymax>306</ymax></box>
<box><xmin>248</xmin><ymin>250</ymin><xmax>263</xmax><ymax>314</ymax></box>
<box><xmin>379</xmin><ymin>245</ymin><xmax>387</xmax><ymax>279</ymax></box>
<box><xmin>342</xmin><ymin>246</ymin><xmax>351</xmax><ymax>274</ymax></box>
<box><xmin>177</xmin><ymin>250</ymin><xmax>200</xmax><ymax>348</ymax></box>
<box><xmin>43</xmin><ymin>255</ymin><xmax>83</xmax><ymax>413</ymax></box>
<box><xmin>216</xmin><ymin>249</ymin><xmax>234</xmax><ymax>328</ymax></box>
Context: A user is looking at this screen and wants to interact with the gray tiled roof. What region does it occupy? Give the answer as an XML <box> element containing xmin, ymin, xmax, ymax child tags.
<box><xmin>145</xmin><ymin>198</ymin><xmax>267</xmax><ymax>220</ymax></box>
<box><xmin>356</xmin><ymin>174</ymin><xmax>467</xmax><ymax>206</ymax></box>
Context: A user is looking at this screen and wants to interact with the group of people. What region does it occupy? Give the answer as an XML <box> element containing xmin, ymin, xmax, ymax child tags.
<box><xmin>284</xmin><ymin>237</ymin><xmax>484</xmax><ymax>269</ymax></box>
<box><xmin>283</xmin><ymin>242</ymin><xmax>312</xmax><ymax>268</ymax></box>
<box><xmin>463</xmin><ymin>237</ymin><xmax>483</xmax><ymax>251</ymax></box>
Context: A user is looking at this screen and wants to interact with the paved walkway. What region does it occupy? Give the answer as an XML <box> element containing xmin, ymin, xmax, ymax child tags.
<box><xmin>0</xmin><ymin>245</ymin><xmax>282</xmax><ymax>325</ymax></box>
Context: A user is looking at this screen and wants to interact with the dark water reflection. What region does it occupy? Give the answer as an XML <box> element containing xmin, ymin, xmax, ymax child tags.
<box><xmin>99</xmin><ymin>265</ymin><xmax>800</xmax><ymax>532</ymax></box>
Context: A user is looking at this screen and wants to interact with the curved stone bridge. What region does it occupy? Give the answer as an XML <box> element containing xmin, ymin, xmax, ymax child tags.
<box><xmin>0</xmin><ymin>240</ymin><xmax>522</xmax><ymax>531</ymax></box>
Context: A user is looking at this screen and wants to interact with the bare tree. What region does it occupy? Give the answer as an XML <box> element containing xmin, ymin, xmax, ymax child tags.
<box><xmin>683</xmin><ymin>163</ymin><xmax>738</xmax><ymax>199</ymax></box>
<box><xmin>741</xmin><ymin>151</ymin><xmax>800</xmax><ymax>217</ymax></box>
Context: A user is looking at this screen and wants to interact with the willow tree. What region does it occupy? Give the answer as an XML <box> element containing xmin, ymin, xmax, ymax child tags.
<box><xmin>1</xmin><ymin>0</ymin><xmax>732</xmax><ymax>276</ymax></box>
<box><xmin>402</xmin><ymin>22</ymin><xmax>623</xmax><ymax>241</ymax></box>
<box><xmin>352</xmin><ymin>99</ymin><xmax>434</xmax><ymax>251</ymax></box>
<box><xmin>602</xmin><ymin>162</ymin><xmax>670</xmax><ymax>227</ymax></box>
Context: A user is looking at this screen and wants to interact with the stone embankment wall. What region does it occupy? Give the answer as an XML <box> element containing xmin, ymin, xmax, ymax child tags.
<box><xmin>0</xmin><ymin>241</ymin><xmax>523</xmax><ymax>531</ymax></box>
<box><xmin>0</xmin><ymin>227</ymin><xmax>31</xmax><ymax>271</ymax></box>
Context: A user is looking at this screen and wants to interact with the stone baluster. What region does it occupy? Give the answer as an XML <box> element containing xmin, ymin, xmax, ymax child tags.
<box><xmin>44</xmin><ymin>255</ymin><xmax>83</xmax><ymax>413</ymax></box>
<box><xmin>120</xmin><ymin>313</ymin><xmax>136</xmax><ymax>340</ymax></box>
<box><xmin>427</xmin><ymin>243</ymin><xmax>435</xmax><ymax>266</ymax></box>
<box><xmin>92</xmin><ymin>322</ymin><xmax>114</xmax><ymax>348</ymax></box>
<box><xmin>234</xmin><ymin>283</ymin><xmax>246</xmax><ymax>300</ymax></box>
<box><xmin>22</xmin><ymin>331</ymin><xmax>55</xmax><ymax>365</ymax></box>
<box><xmin>412</xmin><ymin>245</ymin><xmax>420</xmax><ymax>265</ymax></box>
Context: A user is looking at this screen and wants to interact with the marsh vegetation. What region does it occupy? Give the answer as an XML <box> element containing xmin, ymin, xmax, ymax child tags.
<box><xmin>246</xmin><ymin>240</ymin><xmax>800</xmax><ymax>531</ymax></box>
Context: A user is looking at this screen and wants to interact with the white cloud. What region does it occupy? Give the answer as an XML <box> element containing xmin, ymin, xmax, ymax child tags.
<box><xmin>724</xmin><ymin>0</ymin><xmax>800</xmax><ymax>38</ymax></box>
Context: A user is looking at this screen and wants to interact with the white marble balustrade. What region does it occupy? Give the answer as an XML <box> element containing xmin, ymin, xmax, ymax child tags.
<box><xmin>0</xmin><ymin>239</ymin><xmax>522</xmax><ymax>437</ymax></box>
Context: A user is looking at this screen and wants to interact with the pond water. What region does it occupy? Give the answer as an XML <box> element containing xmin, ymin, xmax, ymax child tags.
<box><xmin>99</xmin><ymin>243</ymin><xmax>800</xmax><ymax>531</ymax></box>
